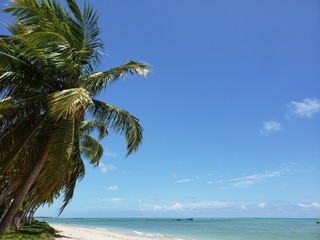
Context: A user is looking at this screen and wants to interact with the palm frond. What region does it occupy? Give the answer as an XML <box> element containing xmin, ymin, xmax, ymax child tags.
<box><xmin>59</xmin><ymin>154</ymin><xmax>85</xmax><ymax>214</ymax></box>
<box><xmin>0</xmin><ymin>114</ymin><xmax>47</xmax><ymax>174</ymax></box>
<box><xmin>82</xmin><ymin>1</ymin><xmax>102</xmax><ymax>50</ymax></box>
<box><xmin>47</xmin><ymin>88</ymin><xmax>92</xmax><ymax>121</ymax></box>
<box><xmin>82</xmin><ymin>61</ymin><xmax>151</xmax><ymax>95</ymax></box>
<box><xmin>0</xmin><ymin>45</ymin><xmax>31</xmax><ymax>70</ymax></box>
<box><xmin>3</xmin><ymin>21</ymin><xmax>29</xmax><ymax>36</ymax></box>
<box><xmin>0</xmin><ymin>39</ymin><xmax>55</xmax><ymax>93</ymax></box>
<box><xmin>88</xmin><ymin>99</ymin><xmax>143</xmax><ymax>156</ymax></box>
<box><xmin>80</xmin><ymin>120</ymin><xmax>108</xmax><ymax>140</ymax></box>
<box><xmin>3</xmin><ymin>0</ymin><xmax>47</xmax><ymax>25</ymax></box>
<box><xmin>66</xmin><ymin>0</ymin><xmax>82</xmax><ymax>21</ymax></box>
<box><xmin>81</xmin><ymin>134</ymin><xmax>103</xmax><ymax>166</ymax></box>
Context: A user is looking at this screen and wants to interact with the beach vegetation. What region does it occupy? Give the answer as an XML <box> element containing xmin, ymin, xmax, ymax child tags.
<box><xmin>0</xmin><ymin>0</ymin><xmax>150</xmax><ymax>234</ymax></box>
<box><xmin>0</xmin><ymin>221</ymin><xmax>56</xmax><ymax>240</ymax></box>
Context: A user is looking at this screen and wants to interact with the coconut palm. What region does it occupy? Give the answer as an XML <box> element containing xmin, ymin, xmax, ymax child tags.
<box><xmin>0</xmin><ymin>0</ymin><xmax>150</xmax><ymax>233</ymax></box>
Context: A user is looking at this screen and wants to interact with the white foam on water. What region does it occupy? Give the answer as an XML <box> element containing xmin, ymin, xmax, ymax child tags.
<box><xmin>96</xmin><ymin>227</ymin><xmax>109</xmax><ymax>231</ymax></box>
<box><xmin>133</xmin><ymin>230</ymin><xmax>186</xmax><ymax>240</ymax></box>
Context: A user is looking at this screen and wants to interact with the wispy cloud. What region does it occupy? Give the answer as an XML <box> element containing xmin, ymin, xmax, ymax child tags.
<box><xmin>215</xmin><ymin>164</ymin><xmax>300</xmax><ymax>188</ymax></box>
<box><xmin>215</xmin><ymin>171</ymin><xmax>281</xmax><ymax>188</ymax></box>
<box><xmin>298</xmin><ymin>203</ymin><xmax>320</xmax><ymax>209</ymax></box>
<box><xmin>98</xmin><ymin>163</ymin><xmax>117</xmax><ymax>173</ymax></box>
<box><xmin>99</xmin><ymin>198</ymin><xmax>125</xmax><ymax>203</ymax></box>
<box><xmin>196</xmin><ymin>172</ymin><xmax>215</xmax><ymax>179</ymax></box>
<box><xmin>289</xmin><ymin>98</ymin><xmax>320</xmax><ymax>118</ymax></box>
<box><xmin>174</xmin><ymin>172</ymin><xmax>214</xmax><ymax>184</ymax></box>
<box><xmin>176</xmin><ymin>179</ymin><xmax>192</xmax><ymax>183</ymax></box>
<box><xmin>106</xmin><ymin>185</ymin><xmax>118</xmax><ymax>191</ymax></box>
<box><xmin>260</xmin><ymin>121</ymin><xmax>282</xmax><ymax>134</ymax></box>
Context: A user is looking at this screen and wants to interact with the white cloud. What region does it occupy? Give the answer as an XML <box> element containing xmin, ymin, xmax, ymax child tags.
<box><xmin>98</xmin><ymin>163</ymin><xmax>117</xmax><ymax>173</ymax></box>
<box><xmin>153</xmin><ymin>203</ymin><xmax>183</xmax><ymax>211</ymax></box>
<box><xmin>153</xmin><ymin>201</ymin><xmax>237</xmax><ymax>212</ymax></box>
<box><xmin>298</xmin><ymin>203</ymin><xmax>320</xmax><ymax>209</ymax></box>
<box><xmin>176</xmin><ymin>179</ymin><xmax>192</xmax><ymax>183</ymax></box>
<box><xmin>216</xmin><ymin>171</ymin><xmax>281</xmax><ymax>188</ymax></box>
<box><xmin>289</xmin><ymin>98</ymin><xmax>320</xmax><ymax>118</ymax></box>
<box><xmin>107</xmin><ymin>185</ymin><xmax>118</xmax><ymax>191</ymax></box>
<box><xmin>260</xmin><ymin>121</ymin><xmax>282</xmax><ymax>134</ymax></box>
<box><xmin>258</xmin><ymin>203</ymin><xmax>267</xmax><ymax>209</ymax></box>
<box><xmin>104</xmin><ymin>149</ymin><xmax>117</xmax><ymax>158</ymax></box>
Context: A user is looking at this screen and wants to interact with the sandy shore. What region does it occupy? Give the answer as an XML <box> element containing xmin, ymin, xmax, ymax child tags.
<box><xmin>52</xmin><ymin>224</ymin><xmax>157</xmax><ymax>240</ymax></box>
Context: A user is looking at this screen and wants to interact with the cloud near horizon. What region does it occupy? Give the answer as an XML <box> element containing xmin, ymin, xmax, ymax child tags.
<box><xmin>152</xmin><ymin>201</ymin><xmax>238</xmax><ymax>212</ymax></box>
<box><xmin>289</xmin><ymin>98</ymin><xmax>320</xmax><ymax>118</ymax></box>
<box><xmin>258</xmin><ymin>203</ymin><xmax>267</xmax><ymax>209</ymax></box>
<box><xmin>298</xmin><ymin>203</ymin><xmax>320</xmax><ymax>209</ymax></box>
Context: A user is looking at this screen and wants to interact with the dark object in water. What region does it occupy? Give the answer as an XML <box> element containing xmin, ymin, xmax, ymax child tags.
<box><xmin>175</xmin><ymin>218</ymin><xmax>193</xmax><ymax>221</ymax></box>
<box><xmin>316</xmin><ymin>221</ymin><xmax>320</xmax><ymax>224</ymax></box>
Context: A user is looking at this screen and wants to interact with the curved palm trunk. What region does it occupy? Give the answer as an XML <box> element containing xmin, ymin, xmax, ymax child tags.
<box><xmin>0</xmin><ymin>136</ymin><xmax>54</xmax><ymax>234</ymax></box>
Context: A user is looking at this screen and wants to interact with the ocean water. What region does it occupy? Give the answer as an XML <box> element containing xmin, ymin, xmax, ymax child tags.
<box><xmin>43</xmin><ymin>218</ymin><xmax>320</xmax><ymax>240</ymax></box>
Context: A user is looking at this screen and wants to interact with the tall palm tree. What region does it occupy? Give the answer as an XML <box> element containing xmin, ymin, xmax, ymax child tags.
<box><xmin>0</xmin><ymin>0</ymin><xmax>150</xmax><ymax>233</ymax></box>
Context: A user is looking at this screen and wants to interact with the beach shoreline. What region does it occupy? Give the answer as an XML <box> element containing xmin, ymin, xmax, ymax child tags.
<box><xmin>48</xmin><ymin>218</ymin><xmax>318</xmax><ymax>240</ymax></box>
<box><xmin>52</xmin><ymin>224</ymin><xmax>159</xmax><ymax>240</ymax></box>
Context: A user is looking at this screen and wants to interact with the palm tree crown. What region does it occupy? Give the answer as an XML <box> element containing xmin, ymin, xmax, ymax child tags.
<box><xmin>0</xmin><ymin>0</ymin><xmax>150</xmax><ymax>232</ymax></box>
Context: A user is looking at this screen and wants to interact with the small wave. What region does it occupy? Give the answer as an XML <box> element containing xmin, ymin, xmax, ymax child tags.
<box><xmin>96</xmin><ymin>227</ymin><xmax>109</xmax><ymax>231</ymax></box>
<box><xmin>133</xmin><ymin>230</ymin><xmax>165</xmax><ymax>237</ymax></box>
<box><xmin>132</xmin><ymin>230</ymin><xmax>187</xmax><ymax>240</ymax></box>
<box><xmin>133</xmin><ymin>230</ymin><xmax>144</xmax><ymax>235</ymax></box>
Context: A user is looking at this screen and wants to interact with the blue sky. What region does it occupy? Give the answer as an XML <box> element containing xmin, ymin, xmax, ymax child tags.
<box><xmin>1</xmin><ymin>0</ymin><xmax>320</xmax><ymax>218</ymax></box>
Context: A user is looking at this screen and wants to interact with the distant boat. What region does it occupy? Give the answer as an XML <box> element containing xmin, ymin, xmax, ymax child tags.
<box><xmin>175</xmin><ymin>218</ymin><xmax>194</xmax><ymax>221</ymax></box>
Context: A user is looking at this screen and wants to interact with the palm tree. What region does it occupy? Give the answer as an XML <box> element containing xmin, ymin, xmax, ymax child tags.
<box><xmin>0</xmin><ymin>0</ymin><xmax>150</xmax><ymax>233</ymax></box>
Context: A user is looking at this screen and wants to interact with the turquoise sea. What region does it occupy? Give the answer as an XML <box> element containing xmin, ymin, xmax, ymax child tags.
<box><xmin>43</xmin><ymin>218</ymin><xmax>320</xmax><ymax>240</ymax></box>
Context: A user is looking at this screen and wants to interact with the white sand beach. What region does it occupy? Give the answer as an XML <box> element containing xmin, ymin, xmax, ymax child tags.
<box><xmin>52</xmin><ymin>224</ymin><xmax>155</xmax><ymax>240</ymax></box>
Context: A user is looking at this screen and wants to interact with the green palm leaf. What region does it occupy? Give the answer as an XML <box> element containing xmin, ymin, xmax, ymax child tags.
<box><xmin>83</xmin><ymin>61</ymin><xmax>151</xmax><ymax>95</ymax></box>
<box><xmin>81</xmin><ymin>134</ymin><xmax>103</xmax><ymax>166</ymax></box>
<box><xmin>88</xmin><ymin>99</ymin><xmax>143</xmax><ymax>156</ymax></box>
<box><xmin>48</xmin><ymin>88</ymin><xmax>92</xmax><ymax>121</ymax></box>
<box><xmin>80</xmin><ymin>120</ymin><xmax>108</xmax><ymax>140</ymax></box>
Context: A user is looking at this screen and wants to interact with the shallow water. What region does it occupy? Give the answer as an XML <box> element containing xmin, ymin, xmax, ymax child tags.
<box><xmin>44</xmin><ymin>218</ymin><xmax>320</xmax><ymax>240</ymax></box>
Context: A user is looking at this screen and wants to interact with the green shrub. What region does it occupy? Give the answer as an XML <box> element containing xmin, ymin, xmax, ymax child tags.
<box><xmin>0</xmin><ymin>221</ymin><xmax>56</xmax><ymax>240</ymax></box>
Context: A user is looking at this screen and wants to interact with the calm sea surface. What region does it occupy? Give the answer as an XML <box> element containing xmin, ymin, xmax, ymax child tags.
<box><xmin>43</xmin><ymin>218</ymin><xmax>320</xmax><ymax>240</ymax></box>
